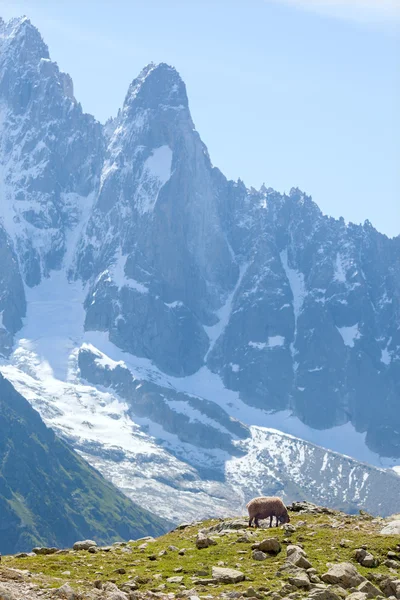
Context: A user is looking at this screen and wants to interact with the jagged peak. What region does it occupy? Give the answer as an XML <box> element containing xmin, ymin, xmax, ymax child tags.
<box><xmin>123</xmin><ymin>61</ymin><xmax>188</xmax><ymax>114</ymax></box>
<box><xmin>0</xmin><ymin>15</ymin><xmax>49</xmax><ymax>61</ymax></box>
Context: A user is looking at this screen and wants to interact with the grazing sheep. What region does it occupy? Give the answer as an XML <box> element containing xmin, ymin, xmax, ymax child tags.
<box><xmin>246</xmin><ymin>496</ymin><xmax>290</xmax><ymax>528</ymax></box>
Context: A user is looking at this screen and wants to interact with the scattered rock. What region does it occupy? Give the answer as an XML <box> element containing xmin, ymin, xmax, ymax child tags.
<box><xmin>321</xmin><ymin>563</ymin><xmax>365</xmax><ymax>588</ymax></box>
<box><xmin>56</xmin><ymin>583</ymin><xmax>77</xmax><ymax>600</ymax></box>
<box><xmin>287</xmin><ymin>502</ymin><xmax>335</xmax><ymax>515</ymax></box>
<box><xmin>167</xmin><ymin>576</ymin><xmax>184</xmax><ymax>584</ymax></box>
<box><xmin>88</xmin><ymin>546</ymin><xmax>98</xmax><ymax>554</ymax></box>
<box><xmin>308</xmin><ymin>588</ymin><xmax>342</xmax><ymax>600</ymax></box>
<box><xmin>288</xmin><ymin>572</ymin><xmax>310</xmax><ymax>589</ymax></box>
<box><xmin>287</xmin><ymin>545</ymin><xmax>312</xmax><ymax>569</ymax></box>
<box><xmin>355</xmin><ymin>549</ymin><xmax>379</xmax><ymax>568</ymax></box>
<box><xmin>196</xmin><ymin>533</ymin><xmax>217</xmax><ymax>549</ymax></box>
<box><xmin>32</xmin><ymin>547</ymin><xmax>58</xmax><ymax>555</ymax></box>
<box><xmin>237</xmin><ymin>534</ymin><xmax>252</xmax><ymax>543</ymax></box>
<box><xmin>254</xmin><ymin>538</ymin><xmax>282</xmax><ymax>554</ymax></box>
<box><xmin>340</xmin><ymin>540</ymin><xmax>351</xmax><ymax>548</ymax></box>
<box><xmin>72</xmin><ymin>540</ymin><xmax>97</xmax><ymax>551</ymax></box>
<box><xmin>384</xmin><ymin>560</ymin><xmax>400</xmax><ymax>569</ymax></box>
<box><xmin>0</xmin><ymin>585</ymin><xmax>17</xmax><ymax>600</ymax></box>
<box><xmin>211</xmin><ymin>567</ymin><xmax>245</xmax><ymax>584</ymax></box>
<box><xmin>357</xmin><ymin>581</ymin><xmax>382</xmax><ymax>598</ymax></box>
<box><xmin>283</xmin><ymin>524</ymin><xmax>297</xmax><ymax>534</ymax></box>
<box><xmin>347</xmin><ymin>593</ymin><xmax>369</xmax><ymax>600</ymax></box>
<box><xmin>14</xmin><ymin>553</ymin><xmax>29</xmax><ymax>559</ymax></box>
<box><xmin>252</xmin><ymin>550</ymin><xmax>267</xmax><ymax>561</ymax></box>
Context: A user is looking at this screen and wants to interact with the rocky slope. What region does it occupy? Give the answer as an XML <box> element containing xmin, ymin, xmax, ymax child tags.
<box><xmin>0</xmin><ymin>373</ymin><xmax>168</xmax><ymax>555</ymax></box>
<box><xmin>1</xmin><ymin>503</ymin><xmax>400</xmax><ymax>600</ymax></box>
<box><xmin>0</xmin><ymin>15</ymin><xmax>399</xmax><ymax>525</ymax></box>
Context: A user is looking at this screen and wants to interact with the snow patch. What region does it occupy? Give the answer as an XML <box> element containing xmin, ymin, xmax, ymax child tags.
<box><xmin>268</xmin><ymin>335</ymin><xmax>285</xmax><ymax>348</ymax></box>
<box><xmin>135</xmin><ymin>146</ymin><xmax>173</xmax><ymax>214</ymax></box>
<box><xmin>204</xmin><ymin>262</ymin><xmax>249</xmax><ymax>359</ymax></box>
<box><xmin>111</xmin><ymin>248</ymin><xmax>149</xmax><ymax>293</ymax></box>
<box><xmin>334</xmin><ymin>253</ymin><xmax>347</xmax><ymax>283</ymax></box>
<box><xmin>248</xmin><ymin>341</ymin><xmax>266</xmax><ymax>350</ymax></box>
<box><xmin>337</xmin><ymin>324</ymin><xmax>361</xmax><ymax>348</ymax></box>
<box><xmin>280</xmin><ymin>249</ymin><xmax>306</xmax><ymax>357</ymax></box>
<box><xmin>380</xmin><ymin>338</ymin><xmax>392</xmax><ymax>365</ymax></box>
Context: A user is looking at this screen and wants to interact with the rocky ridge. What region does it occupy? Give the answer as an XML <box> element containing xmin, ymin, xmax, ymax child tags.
<box><xmin>1</xmin><ymin>503</ymin><xmax>400</xmax><ymax>600</ymax></box>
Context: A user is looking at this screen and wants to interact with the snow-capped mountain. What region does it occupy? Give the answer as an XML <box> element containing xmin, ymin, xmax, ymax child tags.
<box><xmin>0</xmin><ymin>16</ymin><xmax>399</xmax><ymax>521</ymax></box>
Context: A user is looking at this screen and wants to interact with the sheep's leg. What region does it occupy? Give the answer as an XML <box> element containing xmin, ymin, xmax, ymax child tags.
<box><xmin>248</xmin><ymin>517</ymin><xmax>253</xmax><ymax>527</ymax></box>
<box><xmin>254</xmin><ymin>516</ymin><xmax>259</xmax><ymax>528</ymax></box>
<box><xmin>269</xmin><ymin>515</ymin><xmax>273</xmax><ymax>528</ymax></box>
<box><xmin>276</xmin><ymin>516</ymin><xmax>279</xmax><ymax>527</ymax></box>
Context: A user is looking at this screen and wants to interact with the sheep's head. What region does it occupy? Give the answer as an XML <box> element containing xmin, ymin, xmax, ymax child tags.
<box><xmin>279</xmin><ymin>512</ymin><xmax>290</xmax><ymax>524</ymax></box>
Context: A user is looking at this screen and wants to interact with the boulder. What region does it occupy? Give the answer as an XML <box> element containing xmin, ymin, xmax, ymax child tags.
<box><xmin>346</xmin><ymin>593</ymin><xmax>369</xmax><ymax>600</ymax></box>
<box><xmin>381</xmin><ymin>522</ymin><xmax>400</xmax><ymax>535</ymax></box>
<box><xmin>32</xmin><ymin>546</ymin><xmax>58</xmax><ymax>555</ymax></box>
<box><xmin>211</xmin><ymin>567</ymin><xmax>245</xmax><ymax>583</ymax></box>
<box><xmin>287</xmin><ymin>545</ymin><xmax>312</xmax><ymax>570</ymax></box>
<box><xmin>256</xmin><ymin>538</ymin><xmax>282</xmax><ymax>554</ymax></box>
<box><xmin>252</xmin><ymin>550</ymin><xmax>267</xmax><ymax>561</ymax></box>
<box><xmin>56</xmin><ymin>583</ymin><xmax>77</xmax><ymax>600</ymax></box>
<box><xmin>308</xmin><ymin>589</ymin><xmax>342</xmax><ymax>600</ymax></box>
<box><xmin>288</xmin><ymin>572</ymin><xmax>311</xmax><ymax>589</ymax></box>
<box><xmin>357</xmin><ymin>581</ymin><xmax>382</xmax><ymax>598</ymax></box>
<box><xmin>384</xmin><ymin>560</ymin><xmax>399</xmax><ymax>569</ymax></box>
<box><xmin>196</xmin><ymin>533</ymin><xmax>217</xmax><ymax>549</ymax></box>
<box><xmin>73</xmin><ymin>540</ymin><xmax>97</xmax><ymax>551</ymax></box>
<box><xmin>321</xmin><ymin>563</ymin><xmax>365</xmax><ymax>588</ymax></box>
<box><xmin>167</xmin><ymin>576</ymin><xmax>184</xmax><ymax>584</ymax></box>
<box><xmin>355</xmin><ymin>549</ymin><xmax>379</xmax><ymax>568</ymax></box>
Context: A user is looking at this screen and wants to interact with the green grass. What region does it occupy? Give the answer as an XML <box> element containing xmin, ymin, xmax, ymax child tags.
<box><xmin>3</xmin><ymin>511</ymin><xmax>399</xmax><ymax>597</ymax></box>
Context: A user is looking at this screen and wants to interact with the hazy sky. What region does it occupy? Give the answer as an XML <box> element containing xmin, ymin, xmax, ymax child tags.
<box><xmin>2</xmin><ymin>0</ymin><xmax>399</xmax><ymax>237</ymax></box>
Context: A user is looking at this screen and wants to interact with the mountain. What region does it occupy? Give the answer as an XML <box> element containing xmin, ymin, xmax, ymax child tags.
<box><xmin>0</xmin><ymin>16</ymin><xmax>399</xmax><ymax>524</ymax></box>
<box><xmin>0</xmin><ymin>373</ymin><xmax>168</xmax><ymax>554</ymax></box>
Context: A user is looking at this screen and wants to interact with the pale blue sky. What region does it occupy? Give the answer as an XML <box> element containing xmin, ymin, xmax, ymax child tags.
<box><xmin>2</xmin><ymin>0</ymin><xmax>399</xmax><ymax>237</ymax></box>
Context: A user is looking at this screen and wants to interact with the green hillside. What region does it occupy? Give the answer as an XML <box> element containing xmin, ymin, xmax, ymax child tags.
<box><xmin>0</xmin><ymin>373</ymin><xmax>169</xmax><ymax>554</ymax></box>
<box><xmin>2</xmin><ymin>504</ymin><xmax>400</xmax><ymax>600</ymax></box>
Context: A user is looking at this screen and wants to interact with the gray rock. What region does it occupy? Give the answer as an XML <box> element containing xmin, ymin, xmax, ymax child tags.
<box><xmin>0</xmin><ymin>584</ymin><xmax>17</xmax><ymax>600</ymax></box>
<box><xmin>167</xmin><ymin>576</ymin><xmax>184</xmax><ymax>584</ymax></box>
<box><xmin>252</xmin><ymin>550</ymin><xmax>267</xmax><ymax>561</ymax></box>
<box><xmin>211</xmin><ymin>567</ymin><xmax>245</xmax><ymax>584</ymax></box>
<box><xmin>196</xmin><ymin>533</ymin><xmax>217</xmax><ymax>549</ymax></box>
<box><xmin>308</xmin><ymin>589</ymin><xmax>342</xmax><ymax>600</ymax></box>
<box><xmin>321</xmin><ymin>563</ymin><xmax>365</xmax><ymax>588</ymax></box>
<box><xmin>381</xmin><ymin>522</ymin><xmax>400</xmax><ymax>536</ymax></box>
<box><xmin>287</xmin><ymin>545</ymin><xmax>312</xmax><ymax>569</ymax></box>
<box><xmin>355</xmin><ymin>549</ymin><xmax>379</xmax><ymax>568</ymax></box>
<box><xmin>384</xmin><ymin>560</ymin><xmax>400</xmax><ymax>569</ymax></box>
<box><xmin>73</xmin><ymin>540</ymin><xmax>98</xmax><ymax>551</ymax></box>
<box><xmin>256</xmin><ymin>538</ymin><xmax>282</xmax><ymax>554</ymax></box>
<box><xmin>288</xmin><ymin>572</ymin><xmax>311</xmax><ymax>589</ymax></box>
<box><xmin>32</xmin><ymin>546</ymin><xmax>58</xmax><ymax>555</ymax></box>
<box><xmin>347</xmin><ymin>594</ymin><xmax>369</xmax><ymax>600</ymax></box>
<box><xmin>56</xmin><ymin>583</ymin><xmax>77</xmax><ymax>600</ymax></box>
<box><xmin>357</xmin><ymin>581</ymin><xmax>383</xmax><ymax>598</ymax></box>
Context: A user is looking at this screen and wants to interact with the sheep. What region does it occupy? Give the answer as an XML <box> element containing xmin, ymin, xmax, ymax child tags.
<box><xmin>246</xmin><ymin>496</ymin><xmax>290</xmax><ymax>528</ymax></box>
